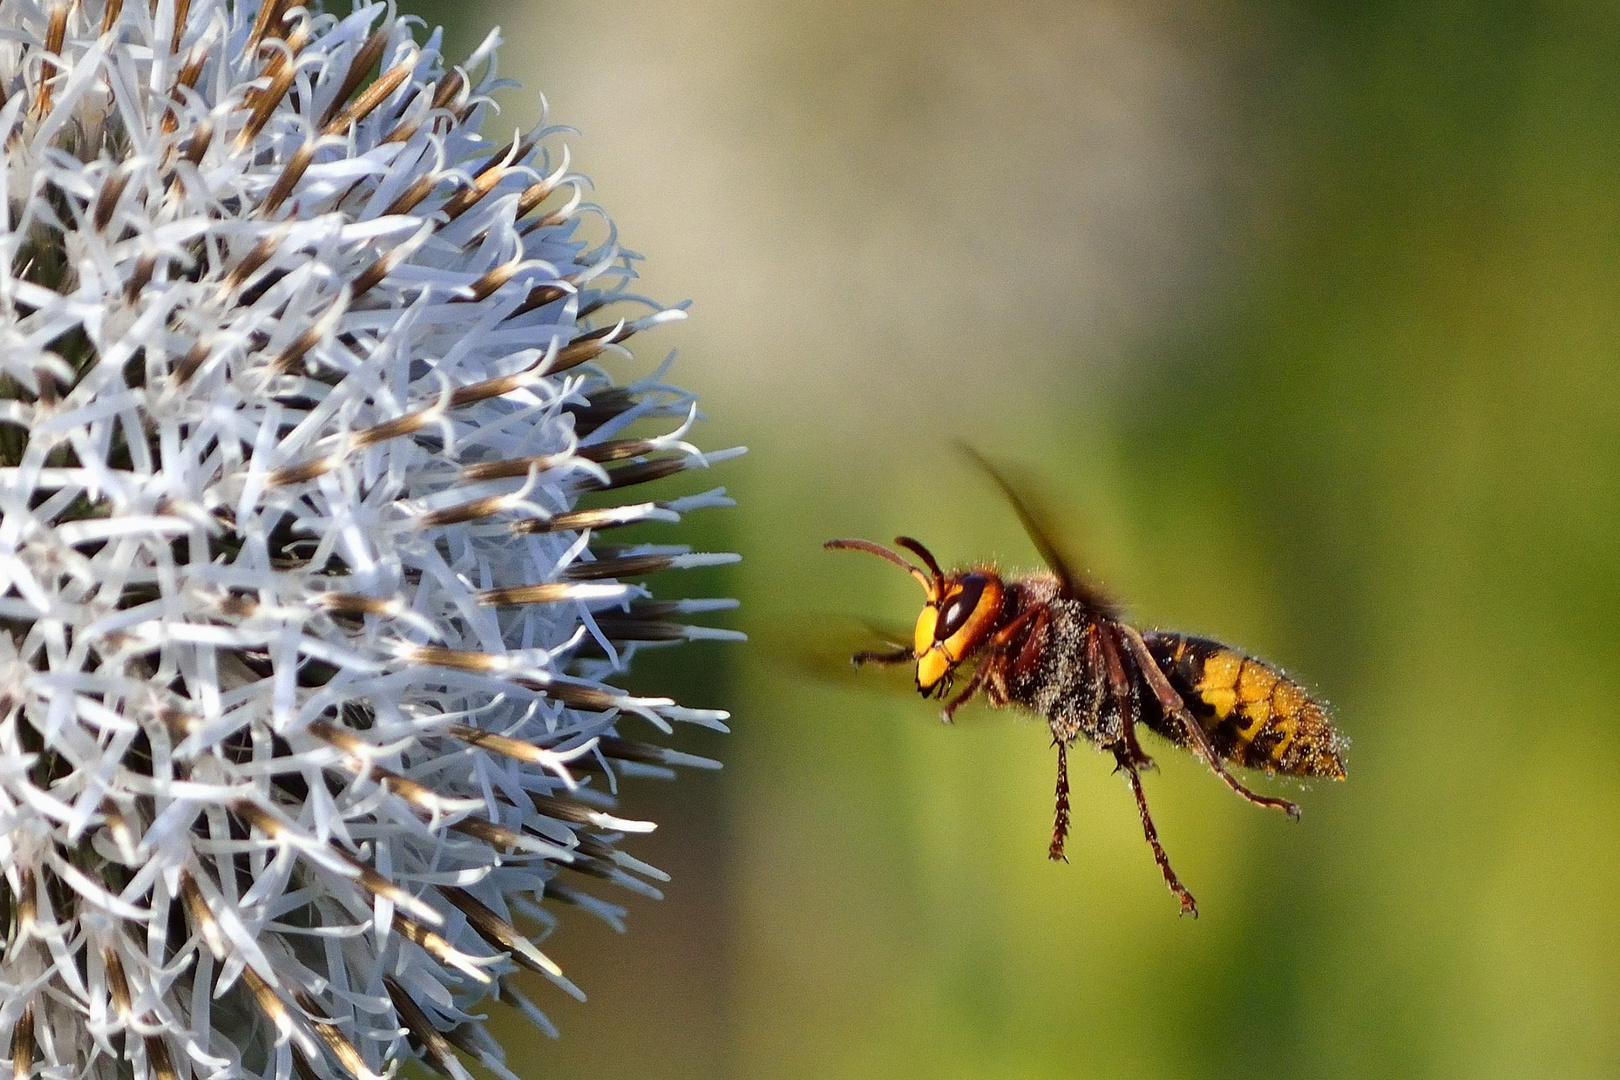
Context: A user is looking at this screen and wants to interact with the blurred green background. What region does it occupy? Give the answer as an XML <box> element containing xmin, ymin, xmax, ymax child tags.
<box><xmin>416</xmin><ymin>2</ymin><xmax>1620</xmax><ymax>1077</ymax></box>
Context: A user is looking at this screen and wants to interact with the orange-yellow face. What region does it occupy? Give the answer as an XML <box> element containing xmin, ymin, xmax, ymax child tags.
<box><xmin>912</xmin><ymin>571</ymin><xmax>1004</xmax><ymax>696</ymax></box>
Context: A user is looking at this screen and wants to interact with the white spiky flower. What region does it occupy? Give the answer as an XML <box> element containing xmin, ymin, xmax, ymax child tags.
<box><xmin>0</xmin><ymin>1</ymin><xmax>741</xmax><ymax>1078</ymax></box>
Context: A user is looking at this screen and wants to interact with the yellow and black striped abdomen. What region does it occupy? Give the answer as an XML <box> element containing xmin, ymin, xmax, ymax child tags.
<box><xmin>1141</xmin><ymin>632</ymin><xmax>1345</xmax><ymax>779</ymax></box>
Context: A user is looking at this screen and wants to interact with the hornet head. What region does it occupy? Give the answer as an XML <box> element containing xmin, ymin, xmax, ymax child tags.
<box><xmin>825</xmin><ymin>536</ymin><xmax>1005</xmax><ymax>697</ymax></box>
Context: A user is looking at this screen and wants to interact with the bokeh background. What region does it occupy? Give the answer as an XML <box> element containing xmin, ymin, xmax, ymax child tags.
<box><xmin>412</xmin><ymin>2</ymin><xmax>1620</xmax><ymax>1077</ymax></box>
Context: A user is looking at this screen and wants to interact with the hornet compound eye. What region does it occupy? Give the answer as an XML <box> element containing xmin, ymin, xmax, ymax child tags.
<box><xmin>936</xmin><ymin>574</ymin><xmax>986</xmax><ymax>641</ymax></box>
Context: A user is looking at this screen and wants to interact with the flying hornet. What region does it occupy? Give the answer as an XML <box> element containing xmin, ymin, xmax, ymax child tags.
<box><xmin>825</xmin><ymin>452</ymin><xmax>1345</xmax><ymax>916</ymax></box>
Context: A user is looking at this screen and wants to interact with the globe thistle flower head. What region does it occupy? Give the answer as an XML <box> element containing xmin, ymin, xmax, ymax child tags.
<box><xmin>0</xmin><ymin>1</ymin><xmax>740</xmax><ymax>1079</ymax></box>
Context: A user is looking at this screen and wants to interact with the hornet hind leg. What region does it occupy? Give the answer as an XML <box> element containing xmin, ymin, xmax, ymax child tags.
<box><xmin>1115</xmin><ymin>745</ymin><xmax>1198</xmax><ymax>916</ymax></box>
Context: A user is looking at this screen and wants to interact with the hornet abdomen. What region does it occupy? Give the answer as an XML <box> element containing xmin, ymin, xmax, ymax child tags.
<box><xmin>1141</xmin><ymin>632</ymin><xmax>1345</xmax><ymax>780</ymax></box>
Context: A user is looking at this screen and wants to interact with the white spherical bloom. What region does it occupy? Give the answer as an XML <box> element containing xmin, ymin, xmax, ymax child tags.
<box><xmin>0</xmin><ymin>1</ymin><xmax>740</xmax><ymax>1078</ymax></box>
